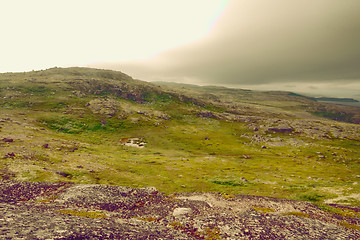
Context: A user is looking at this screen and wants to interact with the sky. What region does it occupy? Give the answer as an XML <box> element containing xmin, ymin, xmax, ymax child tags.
<box><xmin>1</xmin><ymin>0</ymin><xmax>360</xmax><ymax>99</ymax></box>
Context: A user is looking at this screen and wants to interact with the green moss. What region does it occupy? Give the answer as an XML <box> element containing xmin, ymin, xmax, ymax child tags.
<box><xmin>340</xmin><ymin>221</ymin><xmax>360</xmax><ymax>231</ymax></box>
<box><xmin>57</xmin><ymin>209</ymin><xmax>107</xmax><ymax>218</ymax></box>
<box><xmin>44</xmin><ymin>117</ymin><xmax>86</xmax><ymax>133</ymax></box>
<box><xmin>210</xmin><ymin>179</ymin><xmax>246</xmax><ymax>187</ymax></box>
<box><xmin>315</xmin><ymin>204</ymin><xmax>360</xmax><ymax>218</ymax></box>
<box><xmin>252</xmin><ymin>207</ymin><xmax>275</xmax><ymax>213</ymax></box>
<box><xmin>170</xmin><ymin>222</ymin><xmax>222</xmax><ymax>239</ymax></box>
<box><xmin>311</xmin><ymin>111</ymin><xmax>354</xmax><ymax>123</ymax></box>
<box><xmin>222</xmin><ymin>194</ymin><xmax>236</xmax><ymax>199</ymax></box>
<box><xmin>201</xmin><ymin>226</ymin><xmax>222</xmax><ymax>240</ymax></box>
<box><xmin>297</xmin><ymin>192</ymin><xmax>325</xmax><ymax>202</ymax></box>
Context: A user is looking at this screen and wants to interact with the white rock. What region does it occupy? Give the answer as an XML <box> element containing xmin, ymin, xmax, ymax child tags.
<box><xmin>173</xmin><ymin>208</ymin><xmax>193</xmax><ymax>217</ymax></box>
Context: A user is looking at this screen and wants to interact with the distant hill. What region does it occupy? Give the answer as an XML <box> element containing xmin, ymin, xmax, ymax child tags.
<box><xmin>315</xmin><ymin>97</ymin><xmax>359</xmax><ymax>103</ymax></box>
<box><xmin>155</xmin><ymin>81</ymin><xmax>360</xmax><ymax>124</ymax></box>
<box><xmin>315</xmin><ymin>97</ymin><xmax>360</xmax><ymax>108</ymax></box>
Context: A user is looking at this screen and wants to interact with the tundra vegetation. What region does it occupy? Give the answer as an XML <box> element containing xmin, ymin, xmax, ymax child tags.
<box><xmin>0</xmin><ymin>67</ymin><xmax>359</xmax><ymax>206</ymax></box>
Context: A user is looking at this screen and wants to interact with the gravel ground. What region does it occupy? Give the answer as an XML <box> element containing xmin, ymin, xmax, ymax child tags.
<box><xmin>0</xmin><ymin>180</ymin><xmax>359</xmax><ymax>239</ymax></box>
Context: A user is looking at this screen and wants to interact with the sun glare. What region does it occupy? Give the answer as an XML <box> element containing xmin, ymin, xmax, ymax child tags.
<box><xmin>0</xmin><ymin>0</ymin><xmax>229</xmax><ymax>72</ymax></box>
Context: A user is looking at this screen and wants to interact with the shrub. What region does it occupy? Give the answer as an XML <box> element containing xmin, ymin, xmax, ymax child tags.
<box><xmin>297</xmin><ymin>192</ymin><xmax>325</xmax><ymax>202</ymax></box>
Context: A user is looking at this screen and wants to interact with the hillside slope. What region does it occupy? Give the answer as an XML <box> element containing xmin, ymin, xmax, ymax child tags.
<box><xmin>156</xmin><ymin>81</ymin><xmax>360</xmax><ymax>124</ymax></box>
<box><xmin>0</xmin><ymin>67</ymin><xmax>359</xmax><ymax>207</ymax></box>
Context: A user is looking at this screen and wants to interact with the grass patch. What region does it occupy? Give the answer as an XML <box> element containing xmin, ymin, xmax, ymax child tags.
<box><xmin>252</xmin><ymin>207</ymin><xmax>275</xmax><ymax>213</ymax></box>
<box><xmin>222</xmin><ymin>194</ymin><xmax>236</xmax><ymax>199</ymax></box>
<box><xmin>57</xmin><ymin>209</ymin><xmax>107</xmax><ymax>218</ymax></box>
<box><xmin>209</xmin><ymin>178</ymin><xmax>246</xmax><ymax>187</ymax></box>
<box><xmin>44</xmin><ymin>117</ymin><xmax>87</xmax><ymax>134</ymax></box>
<box><xmin>170</xmin><ymin>221</ymin><xmax>221</xmax><ymax>240</ymax></box>
<box><xmin>315</xmin><ymin>204</ymin><xmax>360</xmax><ymax>218</ymax></box>
<box><xmin>340</xmin><ymin>221</ymin><xmax>360</xmax><ymax>231</ymax></box>
<box><xmin>297</xmin><ymin>192</ymin><xmax>326</xmax><ymax>202</ymax></box>
<box><xmin>311</xmin><ymin>111</ymin><xmax>354</xmax><ymax>123</ymax></box>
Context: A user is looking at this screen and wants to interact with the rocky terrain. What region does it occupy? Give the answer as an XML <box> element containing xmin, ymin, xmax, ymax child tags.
<box><xmin>0</xmin><ymin>67</ymin><xmax>359</xmax><ymax>239</ymax></box>
<box><xmin>0</xmin><ymin>180</ymin><xmax>359</xmax><ymax>239</ymax></box>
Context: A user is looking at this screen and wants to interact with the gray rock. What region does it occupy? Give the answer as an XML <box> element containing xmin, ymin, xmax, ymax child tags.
<box><xmin>240</xmin><ymin>177</ymin><xmax>248</xmax><ymax>182</ymax></box>
<box><xmin>140</xmin><ymin>186</ymin><xmax>158</xmax><ymax>195</ymax></box>
<box><xmin>173</xmin><ymin>208</ymin><xmax>193</xmax><ymax>217</ymax></box>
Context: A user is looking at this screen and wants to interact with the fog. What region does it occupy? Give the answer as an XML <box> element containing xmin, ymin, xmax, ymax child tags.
<box><xmin>93</xmin><ymin>0</ymin><xmax>360</xmax><ymax>99</ymax></box>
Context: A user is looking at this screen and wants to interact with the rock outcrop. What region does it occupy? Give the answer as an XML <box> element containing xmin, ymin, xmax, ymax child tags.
<box><xmin>0</xmin><ymin>180</ymin><xmax>359</xmax><ymax>239</ymax></box>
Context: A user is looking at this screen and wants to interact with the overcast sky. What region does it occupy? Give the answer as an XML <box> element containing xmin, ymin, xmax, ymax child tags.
<box><xmin>1</xmin><ymin>0</ymin><xmax>360</xmax><ymax>99</ymax></box>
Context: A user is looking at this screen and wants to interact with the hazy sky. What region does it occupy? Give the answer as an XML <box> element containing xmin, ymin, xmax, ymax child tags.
<box><xmin>2</xmin><ymin>0</ymin><xmax>360</xmax><ymax>98</ymax></box>
<box><xmin>1</xmin><ymin>0</ymin><xmax>225</xmax><ymax>71</ymax></box>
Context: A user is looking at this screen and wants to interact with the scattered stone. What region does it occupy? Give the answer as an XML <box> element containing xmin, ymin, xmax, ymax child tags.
<box><xmin>3</xmin><ymin>138</ymin><xmax>14</xmax><ymax>143</ymax></box>
<box><xmin>42</xmin><ymin>144</ymin><xmax>49</xmax><ymax>149</ymax></box>
<box><xmin>266</xmin><ymin>127</ymin><xmax>294</xmax><ymax>133</ymax></box>
<box><xmin>140</xmin><ymin>186</ymin><xmax>158</xmax><ymax>195</ymax></box>
<box><xmin>197</xmin><ymin>111</ymin><xmax>220</xmax><ymax>119</ymax></box>
<box><xmin>353</xmin><ymin>182</ymin><xmax>358</xmax><ymax>185</ymax></box>
<box><xmin>5</xmin><ymin>152</ymin><xmax>15</xmax><ymax>158</ymax></box>
<box><xmin>243</xmin><ymin>155</ymin><xmax>251</xmax><ymax>159</ymax></box>
<box><xmin>0</xmin><ymin>180</ymin><xmax>359</xmax><ymax>240</ymax></box>
<box><xmin>69</xmin><ymin>147</ymin><xmax>78</xmax><ymax>152</ymax></box>
<box><xmin>240</xmin><ymin>177</ymin><xmax>248</xmax><ymax>183</ymax></box>
<box><xmin>56</xmin><ymin>171</ymin><xmax>72</xmax><ymax>179</ymax></box>
<box><xmin>86</xmin><ymin>98</ymin><xmax>119</xmax><ymax>117</ymax></box>
<box><xmin>120</xmin><ymin>137</ymin><xmax>146</xmax><ymax>148</ymax></box>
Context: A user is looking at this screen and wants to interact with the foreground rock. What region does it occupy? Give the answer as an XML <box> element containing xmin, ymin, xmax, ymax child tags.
<box><xmin>0</xmin><ymin>181</ymin><xmax>359</xmax><ymax>239</ymax></box>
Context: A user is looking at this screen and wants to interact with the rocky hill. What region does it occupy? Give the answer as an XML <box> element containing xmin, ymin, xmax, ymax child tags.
<box><xmin>0</xmin><ymin>67</ymin><xmax>359</xmax><ymax>238</ymax></box>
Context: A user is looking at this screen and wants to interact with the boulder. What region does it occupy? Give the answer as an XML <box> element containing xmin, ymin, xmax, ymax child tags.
<box><xmin>173</xmin><ymin>208</ymin><xmax>193</xmax><ymax>217</ymax></box>
<box><xmin>266</xmin><ymin>127</ymin><xmax>294</xmax><ymax>133</ymax></box>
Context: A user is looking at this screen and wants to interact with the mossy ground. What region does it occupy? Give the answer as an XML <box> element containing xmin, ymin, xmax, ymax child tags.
<box><xmin>1</xmin><ymin>108</ymin><xmax>358</xmax><ymax>205</ymax></box>
<box><xmin>58</xmin><ymin>209</ymin><xmax>107</xmax><ymax>219</ymax></box>
<box><xmin>0</xmin><ymin>68</ymin><xmax>359</xmax><ymax>206</ymax></box>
